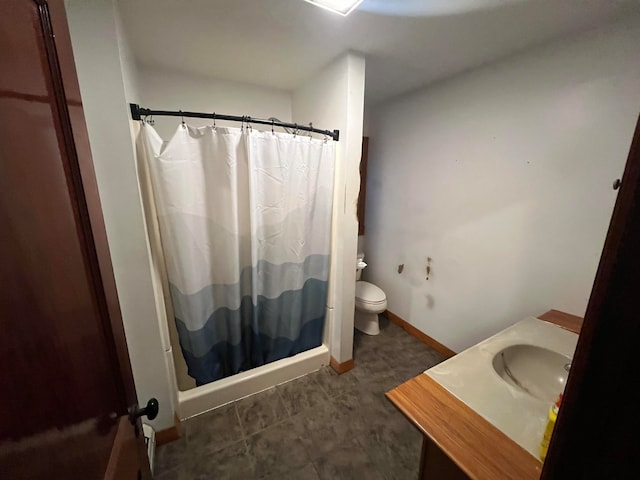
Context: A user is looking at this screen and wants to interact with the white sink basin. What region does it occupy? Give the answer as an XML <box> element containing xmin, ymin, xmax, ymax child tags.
<box><xmin>425</xmin><ymin>317</ymin><xmax>578</xmax><ymax>459</ymax></box>
<box><xmin>492</xmin><ymin>345</ymin><xmax>569</xmax><ymax>403</ymax></box>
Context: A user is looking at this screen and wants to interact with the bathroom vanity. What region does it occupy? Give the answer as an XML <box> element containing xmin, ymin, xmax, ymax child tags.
<box><xmin>386</xmin><ymin>310</ymin><xmax>582</xmax><ymax>480</ymax></box>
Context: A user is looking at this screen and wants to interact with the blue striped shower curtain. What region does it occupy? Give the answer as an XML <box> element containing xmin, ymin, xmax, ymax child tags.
<box><xmin>138</xmin><ymin>124</ymin><xmax>335</xmax><ymax>385</ymax></box>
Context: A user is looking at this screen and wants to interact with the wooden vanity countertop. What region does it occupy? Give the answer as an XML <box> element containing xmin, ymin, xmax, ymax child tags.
<box><xmin>385</xmin><ymin>309</ymin><xmax>583</xmax><ymax>480</ymax></box>
<box><xmin>537</xmin><ymin>309</ymin><xmax>583</xmax><ymax>335</ymax></box>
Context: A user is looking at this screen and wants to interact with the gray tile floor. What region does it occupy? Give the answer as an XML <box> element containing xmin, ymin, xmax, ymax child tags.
<box><xmin>155</xmin><ymin>317</ymin><xmax>445</xmax><ymax>480</ymax></box>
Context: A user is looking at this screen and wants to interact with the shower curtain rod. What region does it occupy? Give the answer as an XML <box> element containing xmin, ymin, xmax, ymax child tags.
<box><xmin>129</xmin><ymin>104</ymin><xmax>340</xmax><ymax>141</ymax></box>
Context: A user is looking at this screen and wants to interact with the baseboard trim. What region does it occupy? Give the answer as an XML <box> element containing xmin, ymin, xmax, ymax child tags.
<box><xmin>155</xmin><ymin>413</ymin><xmax>181</xmax><ymax>446</ymax></box>
<box><xmin>383</xmin><ymin>310</ymin><xmax>456</xmax><ymax>359</ymax></box>
<box><xmin>330</xmin><ymin>356</ymin><xmax>355</xmax><ymax>374</ymax></box>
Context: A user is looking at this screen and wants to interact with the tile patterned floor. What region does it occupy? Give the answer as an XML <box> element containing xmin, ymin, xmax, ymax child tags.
<box><xmin>154</xmin><ymin>318</ymin><xmax>445</xmax><ymax>480</ymax></box>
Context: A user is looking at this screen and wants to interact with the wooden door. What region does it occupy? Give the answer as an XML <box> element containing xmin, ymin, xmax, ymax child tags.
<box><xmin>542</xmin><ymin>115</ymin><xmax>640</xmax><ymax>478</ymax></box>
<box><xmin>0</xmin><ymin>0</ymin><xmax>152</xmax><ymax>478</ymax></box>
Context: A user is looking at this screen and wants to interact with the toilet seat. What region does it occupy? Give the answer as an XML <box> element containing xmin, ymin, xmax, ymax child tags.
<box><xmin>355</xmin><ymin>281</ymin><xmax>387</xmax><ymax>312</ymax></box>
<box><xmin>355</xmin><ymin>281</ymin><xmax>386</xmax><ymax>303</ymax></box>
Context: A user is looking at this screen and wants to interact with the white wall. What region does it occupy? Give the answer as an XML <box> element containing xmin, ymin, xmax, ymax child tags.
<box><xmin>114</xmin><ymin>3</ymin><xmax>139</xmax><ymax>105</ymax></box>
<box><xmin>137</xmin><ymin>66</ymin><xmax>292</xmax><ymax>139</ymax></box>
<box><xmin>65</xmin><ymin>0</ymin><xmax>176</xmax><ymax>430</ymax></box>
<box><xmin>293</xmin><ymin>53</ymin><xmax>366</xmax><ymax>364</ymax></box>
<box><xmin>366</xmin><ymin>18</ymin><xmax>640</xmax><ymax>353</ymax></box>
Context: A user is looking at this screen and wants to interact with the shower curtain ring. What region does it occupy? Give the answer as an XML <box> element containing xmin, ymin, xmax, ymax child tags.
<box><xmin>308</xmin><ymin>123</ymin><xmax>313</xmax><ymax>140</ymax></box>
<box><xmin>293</xmin><ymin>123</ymin><xmax>298</xmax><ymax>137</ymax></box>
<box><xmin>213</xmin><ymin>112</ymin><xmax>216</xmax><ymax>131</ymax></box>
<box><xmin>271</xmin><ymin>119</ymin><xmax>275</xmax><ymax>135</ymax></box>
<box><xmin>180</xmin><ymin>110</ymin><xmax>185</xmax><ymax>127</ymax></box>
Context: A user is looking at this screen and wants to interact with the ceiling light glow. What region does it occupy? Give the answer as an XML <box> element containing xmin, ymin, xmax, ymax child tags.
<box><xmin>302</xmin><ymin>0</ymin><xmax>364</xmax><ymax>16</ymax></box>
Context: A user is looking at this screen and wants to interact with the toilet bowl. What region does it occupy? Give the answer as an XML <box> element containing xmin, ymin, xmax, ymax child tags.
<box><xmin>354</xmin><ymin>253</ymin><xmax>387</xmax><ymax>335</ymax></box>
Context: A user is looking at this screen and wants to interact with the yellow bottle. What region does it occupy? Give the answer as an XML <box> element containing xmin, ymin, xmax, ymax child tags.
<box><xmin>539</xmin><ymin>393</ymin><xmax>562</xmax><ymax>462</ymax></box>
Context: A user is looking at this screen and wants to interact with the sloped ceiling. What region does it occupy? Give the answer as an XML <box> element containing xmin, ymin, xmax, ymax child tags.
<box><xmin>119</xmin><ymin>0</ymin><xmax>640</xmax><ymax>104</ymax></box>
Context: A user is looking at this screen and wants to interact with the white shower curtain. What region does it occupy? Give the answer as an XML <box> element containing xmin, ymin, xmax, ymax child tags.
<box><xmin>138</xmin><ymin>123</ymin><xmax>335</xmax><ymax>385</ymax></box>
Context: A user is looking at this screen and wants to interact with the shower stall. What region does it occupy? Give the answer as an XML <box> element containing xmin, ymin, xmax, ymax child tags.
<box><xmin>134</xmin><ymin>105</ymin><xmax>340</xmax><ymax>417</ymax></box>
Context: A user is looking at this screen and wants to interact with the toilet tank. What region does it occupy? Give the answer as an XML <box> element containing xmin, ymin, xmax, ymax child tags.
<box><xmin>356</xmin><ymin>253</ymin><xmax>366</xmax><ymax>280</ymax></box>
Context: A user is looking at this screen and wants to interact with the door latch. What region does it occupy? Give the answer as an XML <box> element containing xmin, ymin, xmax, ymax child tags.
<box><xmin>129</xmin><ymin>398</ymin><xmax>159</xmax><ymax>425</ymax></box>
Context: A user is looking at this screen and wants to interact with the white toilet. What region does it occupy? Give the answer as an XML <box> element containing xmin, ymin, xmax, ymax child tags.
<box><xmin>354</xmin><ymin>253</ymin><xmax>387</xmax><ymax>335</ymax></box>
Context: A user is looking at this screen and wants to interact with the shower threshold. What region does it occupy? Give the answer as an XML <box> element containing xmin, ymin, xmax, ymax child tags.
<box><xmin>176</xmin><ymin>344</ymin><xmax>329</xmax><ymax>419</ymax></box>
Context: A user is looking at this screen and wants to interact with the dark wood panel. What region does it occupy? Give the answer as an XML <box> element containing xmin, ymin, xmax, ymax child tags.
<box><xmin>1</xmin><ymin>0</ymin><xmax>150</xmax><ymax>477</ymax></box>
<box><xmin>0</xmin><ymin>0</ymin><xmax>121</xmax><ymax>441</ymax></box>
<box><xmin>542</xmin><ymin>116</ymin><xmax>640</xmax><ymax>478</ymax></box>
<box><xmin>104</xmin><ymin>417</ymin><xmax>143</xmax><ymax>480</ymax></box>
<box><xmin>46</xmin><ymin>0</ymin><xmax>137</xmax><ymax>407</ymax></box>
<box><xmin>0</xmin><ymin>418</ymin><xmax>116</xmax><ymax>480</ymax></box>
